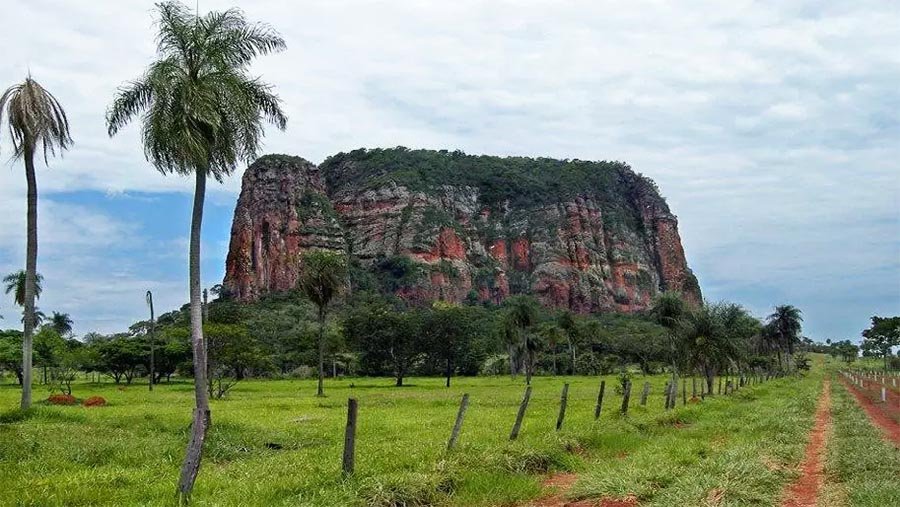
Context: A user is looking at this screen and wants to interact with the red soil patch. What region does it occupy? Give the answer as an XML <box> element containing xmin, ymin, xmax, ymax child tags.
<box><xmin>47</xmin><ymin>394</ymin><xmax>77</xmax><ymax>405</ymax></box>
<box><xmin>840</xmin><ymin>377</ymin><xmax>900</xmax><ymax>447</ymax></box>
<box><xmin>83</xmin><ymin>396</ymin><xmax>107</xmax><ymax>407</ymax></box>
<box><xmin>780</xmin><ymin>380</ymin><xmax>831</xmax><ymax>507</ymax></box>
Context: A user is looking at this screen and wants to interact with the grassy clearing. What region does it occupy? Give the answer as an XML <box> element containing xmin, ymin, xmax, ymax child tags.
<box><xmin>0</xmin><ymin>369</ymin><xmax>820</xmax><ymax>506</ymax></box>
<box><xmin>570</xmin><ymin>368</ymin><xmax>823</xmax><ymax>506</ymax></box>
<box><xmin>821</xmin><ymin>378</ymin><xmax>900</xmax><ymax>507</ymax></box>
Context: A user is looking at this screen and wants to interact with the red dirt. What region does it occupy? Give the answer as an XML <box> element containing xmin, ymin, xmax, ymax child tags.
<box><xmin>83</xmin><ymin>396</ymin><xmax>107</xmax><ymax>407</ymax></box>
<box><xmin>840</xmin><ymin>377</ymin><xmax>900</xmax><ymax>447</ymax></box>
<box><xmin>47</xmin><ymin>394</ymin><xmax>77</xmax><ymax>405</ymax></box>
<box><xmin>598</xmin><ymin>497</ymin><xmax>638</xmax><ymax>507</ymax></box>
<box><xmin>780</xmin><ymin>380</ymin><xmax>832</xmax><ymax>507</ymax></box>
<box><xmin>527</xmin><ymin>474</ymin><xmax>638</xmax><ymax>507</ymax></box>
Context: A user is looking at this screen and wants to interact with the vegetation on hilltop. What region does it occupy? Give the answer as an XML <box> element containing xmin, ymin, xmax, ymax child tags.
<box><xmin>320</xmin><ymin>147</ymin><xmax>667</xmax><ymax>229</ymax></box>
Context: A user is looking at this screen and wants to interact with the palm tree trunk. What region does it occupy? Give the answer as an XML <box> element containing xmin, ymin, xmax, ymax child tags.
<box><xmin>317</xmin><ymin>307</ymin><xmax>325</xmax><ymax>396</ymax></box>
<box><xmin>525</xmin><ymin>348</ymin><xmax>533</xmax><ymax>385</ymax></box>
<box><xmin>446</xmin><ymin>357</ymin><xmax>451</xmax><ymax>387</ymax></box>
<box><xmin>569</xmin><ymin>338</ymin><xmax>576</xmax><ymax>375</ymax></box>
<box><xmin>177</xmin><ymin>170</ymin><xmax>211</xmax><ymax>501</ymax></box>
<box><xmin>20</xmin><ymin>145</ymin><xmax>37</xmax><ymax>411</ymax></box>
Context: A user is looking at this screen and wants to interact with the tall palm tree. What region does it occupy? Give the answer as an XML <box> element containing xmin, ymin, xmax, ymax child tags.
<box><xmin>298</xmin><ymin>250</ymin><xmax>347</xmax><ymax>397</ymax></box>
<box><xmin>767</xmin><ymin>305</ymin><xmax>803</xmax><ymax>371</ymax></box>
<box><xmin>106</xmin><ymin>2</ymin><xmax>286</xmax><ymax>499</ymax></box>
<box><xmin>3</xmin><ymin>270</ymin><xmax>43</xmax><ymax>306</ymax></box>
<box><xmin>49</xmin><ymin>311</ymin><xmax>74</xmax><ymax>337</ymax></box>
<box><xmin>0</xmin><ymin>77</ymin><xmax>72</xmax><ymax>410</ymax></box>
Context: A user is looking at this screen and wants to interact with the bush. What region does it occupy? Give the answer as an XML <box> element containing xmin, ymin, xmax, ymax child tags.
<box><xmin>289</xmin><ymin>365</ymin><xmax>316</xmax><ymax>379</ymax></box>
<box><xmin>47</xmin><ymin>394</ymin><xmax>76</xmax><ymax>405</ymax></box>
<box><xmin>83</xmin><ymin>396</ymin><xmax>107</xmax><ymax>407</ymax></box>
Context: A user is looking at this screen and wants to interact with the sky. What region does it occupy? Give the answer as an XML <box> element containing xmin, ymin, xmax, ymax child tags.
<box><xmin>0</xmin><ymin>0</ymin><xmax>898</xmax><ymax>341</ymax></box>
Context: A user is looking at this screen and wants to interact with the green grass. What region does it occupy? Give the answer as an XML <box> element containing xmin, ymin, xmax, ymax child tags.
<box><xmin>0</xmin><ymin>368</ymin><xmax>825</xmax><ymax>506</ymax></box>
<box><xmin>822</xmin><ymin>378</ymin><xmax>900</xmax><ymax>507</ymax></box>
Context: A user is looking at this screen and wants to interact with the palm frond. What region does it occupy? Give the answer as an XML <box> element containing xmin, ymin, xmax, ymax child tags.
<box><xmin>0</xmin><ymin>78</ymin><xmax>72</xmax><ymax>162</ymax></box>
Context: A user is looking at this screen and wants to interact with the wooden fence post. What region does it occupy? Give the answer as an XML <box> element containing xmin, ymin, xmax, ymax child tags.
<box><xmin>640</xmin><ymin>381</ymin><xmax>650</xmax><ymax>406</ymax></box>
<box><xmin>556</xmin><ymin>383</ymin><xmax>569</xmax><ymax>431</ymax></box>
<box><xmin>663</xmin><ymin>381</ymin><xmax>671</xmax><ymax>410</ymax></box>
<box><xmin>692</xmin><ymin>377</ymin><xmax>697</xmax><ymax>398</ymax></box>
<box><xmin>718</xmin><ymin>377</ymin><xmax>723</xmax><ymax>395</ymax></box>
<box><xmin>682</xmin><ymin>379</ymin><xmax>687</xmax><ymax>405</ymax></box>
<box><xmin>510</xmin><ymin>386</ymin><xmax>533</xmax><ymax>440</ymax></box>
<box><xmin>594</xmin><ymin>380</ymin><xmax>606</xmax><ymax>419</ymax></box>
<box><xmin>668</xmin><ymin>375</ymin><xmax>679</xmax><ymax>409</ymax></box>
<box><xmin>447</xmin><ymin>393</ymin><xmax>469</xmax><ymax>450</ymax></box>
<box><xmin>620</xmin><ymin>380</ymin><xmax>632</xmax><ymax>415</ymax></box>
<box><xmin>342</xmin><ymin>398</ymin><xmax>358</xmax><ymax>476</ymax></box>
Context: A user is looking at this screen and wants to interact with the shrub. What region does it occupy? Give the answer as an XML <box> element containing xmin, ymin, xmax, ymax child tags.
<box><xmin>47</xmin><ymin>394</ymin><xmax>77</xmax><ymax>405</ymax></box>
<box><xmin>83</xmin><ymin>396</ymin><xmax>107</xmax><ymax>407</ymax></box>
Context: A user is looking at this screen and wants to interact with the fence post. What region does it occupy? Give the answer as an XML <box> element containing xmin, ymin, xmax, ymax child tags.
<box><xmin>510</xmin><ymin>386</ymin><xmax>533</xmax><ymax>440</ymax></box>
<box><xmin>718</xmin><ymin>377</ymin><xmax>723</xmax><ymax>395</ymax></box>
<box><xmin>692</xmin><ymin>377</ymin><xmax>697</xmax><ymax>398</ymax></box>
<box><xmin>342</xmin><ymin>398</ymin><xmax>358</xmax><ymax>476</ymax></box>
<box><xmin>669</xmin><ymin>375</ymin><xmax>679</xmax><ymax>409</ymax></box>
<box><xmin>682</xmin><ymin>379</ymin><xmax>687</xmax><ymax>405</ymax></box>
<box><xmin>881</xmin><ymin>387</ymin><xmax>887</xmax><ymax>404</ymax></box>
<box><xmin>664</xmin><ymin>381</ymin><xmax>671</xmax><ymax>410</ymax></box>
<box><xmin>620</xmin><ymin>380</ymin><xmax>632</xmax><ymax>415</ymax></box>
<box><xmin>556</xmin><ymin>383</ymin><xmax>569</xmax><ymax>431</ymax></box>
<box><xmin>447</xmin><ymin>393</ymin><xmax>470</xmax><ymax>450</ymax></box>
<box><xmin>594</xmin><ymin>380</ymin><xmax>606</xmax><ymax>419</ymax></box>
<box><xmin>640</xmin><ymin>381</ymin><xmax>650</xmax><ymax>406</ymax></box>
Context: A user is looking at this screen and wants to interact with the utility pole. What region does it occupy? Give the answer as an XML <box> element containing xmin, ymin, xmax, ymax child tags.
<box><xmin>146</xmin><ymin>290</ymin><xmax>155</xmax><ymax>392</ymax></box>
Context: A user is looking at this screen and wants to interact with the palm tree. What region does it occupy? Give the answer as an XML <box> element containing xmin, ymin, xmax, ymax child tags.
<box><xmin>3</xmin><ymin>270</ymin><xmax>43</xmax><ymax>306</ymax></box>
<box><xmin>538</xmin><ymin>322</ymin><xmax>565</xmax><ymax>375</ymax></box>
<box><xmin>767</xmin><ymin>305</ymin><xmax>803</xmax><ymax>371</ymax></box>
<box><xmin>298</xmin><ymin>250</ymin><xmax>347</xmax><ymax>397</ymax></box>
<box><xmin>503</xmin><ymin>296</ymin><xmax>540</xmax><ymax>385</ymax></box>
<box><xmin>0</xmin><ymin>77</ymin><xmax>72</xmax><ymax>411</ymax></box>
<box><xmin>651</xmin><ymin>291</ymin><xmax>687</xmax><ymax>392</ymax></box>
<box><xmin>106</xmin><ymin>3</ymin><xmax>286</xmax><ymax>499</ymax></box>
<box><xmin>49</xmin><ymin>311</ymin><xmax>73</xmax><ymax>337</ymax></box>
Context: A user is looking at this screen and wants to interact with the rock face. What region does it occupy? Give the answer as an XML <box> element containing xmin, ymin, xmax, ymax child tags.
<box><xmin>223</xmin><ymin>149</ymin><xmax>701</xmax><ymax>312</ymax></box>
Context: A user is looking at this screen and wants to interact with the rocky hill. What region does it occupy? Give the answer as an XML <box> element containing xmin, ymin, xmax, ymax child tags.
<box><xmin>223</xmin><ymin>148</ymin><xmax>701</xmax><ymax>312</ymax></box>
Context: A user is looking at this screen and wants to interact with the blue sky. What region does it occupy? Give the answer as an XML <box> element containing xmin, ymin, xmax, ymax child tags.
<box><xmin>1</xmin><ymin>0</ymin><xmax>898</xmax><ymax>340</ymax></box>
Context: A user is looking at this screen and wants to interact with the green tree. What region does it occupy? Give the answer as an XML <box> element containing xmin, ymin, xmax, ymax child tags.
<box><xmin>0</xmin><ymin>330</ymin><xmax>23</xmax><ymax>384</ymax></box>
<box><xmin>49</xmin><ymin>311</ymin><xmax>74</xmax><ymax>337</ymax></box>
<box><xmin>651</xmin><ymin>291</ymin><xmax>688</xmax><ymax>383</ymax></box>
<box><xmin>501</xmin><ymin>296</ymin><xmax>540</xmax><ymax>385</ymax></box>
<box><xmin>106</xmin><ymin>2</ymin><xmax>286</xmax><ymax>498</ymax></box>
<box><xmin>861</xmin><ymin>316</ymin><xmax>900</xmax><ymax>370</ymax></box>
<box><xmin>766</xmin><ymin>305</ymin><xmax>803</xmax><ymax>371</ymax></box>
<box><xmin>3</xmin><ymin>270</ymin><xmax>43</xmax><ymax>307</ymax></box>
<box><xmin>423</xmin><ymin>302</ymin><xmax>477</xmax><ymax>387</ymax></box>
<box><xmin>298</xmin><ymin>250</ymin><xmax>348</xmax><ymax>397</ymax></box>
<box><xmin>345</xmin><ymin>296</ymin><xmax>422</xmax><ymax>387</ymax></box>
<box><xmin>0</xmin><ymin>75</ymin><xmax>72</xmax><ymax>410</ymax></box>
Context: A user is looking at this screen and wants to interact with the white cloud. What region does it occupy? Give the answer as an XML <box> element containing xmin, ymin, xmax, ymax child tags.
<box><xmin>0</xmin><ymin>0</ymin><xmax>898</xmax><ymax>339</ymax></box>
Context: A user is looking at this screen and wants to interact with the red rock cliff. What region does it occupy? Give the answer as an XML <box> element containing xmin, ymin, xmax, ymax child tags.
<box><xmin>223</xmin><ymin>150</ymin><xmax>701</xmax><ymax>311</ymax></box>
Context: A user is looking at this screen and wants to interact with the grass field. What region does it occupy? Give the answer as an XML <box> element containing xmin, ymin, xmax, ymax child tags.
<box><xmin>0</xmin><ymin>359</ymin><xmax>887</xmax><ymax>506</ymax></box>
<box><xmin>822</xmin><ymin>378</ymin><xmax>900</xmax><ymax>507</ymax></box>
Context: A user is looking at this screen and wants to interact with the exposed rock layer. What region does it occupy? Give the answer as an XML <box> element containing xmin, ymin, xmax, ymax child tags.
<box><xmin>223</xmin><ymin>149</ymin><xmax>701</xmax><ymax>312</ymax></box>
